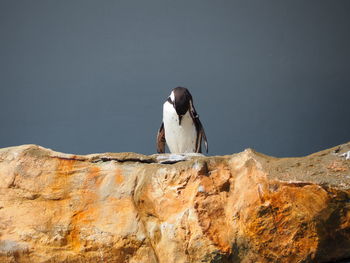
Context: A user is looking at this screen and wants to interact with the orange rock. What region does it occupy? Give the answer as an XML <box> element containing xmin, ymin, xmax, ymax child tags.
<box><xmin>0</xmin><ymin>143</ymin><xmax>349</xmax><ymax>262</ymax></box>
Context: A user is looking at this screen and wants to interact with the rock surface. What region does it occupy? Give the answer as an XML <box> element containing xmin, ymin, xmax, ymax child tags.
<box><xmin>0</xmin><ymin>143</ymin><xmax>350</xmax><ymax>263</ymax></box>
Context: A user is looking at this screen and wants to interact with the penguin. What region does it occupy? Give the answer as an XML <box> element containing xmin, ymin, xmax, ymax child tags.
<box><xmin>157</xmin><ymin>87</ymin><xmax>208</xmax><ymax>154</ymax></box>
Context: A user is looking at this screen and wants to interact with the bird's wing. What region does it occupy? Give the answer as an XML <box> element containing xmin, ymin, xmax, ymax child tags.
<box><xmin>189</xmin><ymin>101</ymin><xmax>208</xmax><ymax>153</ymax></box>
<box><xmin>156</xmin><ymin>122</ymin><xmax>166</xmax><ymax>153</ymax></box>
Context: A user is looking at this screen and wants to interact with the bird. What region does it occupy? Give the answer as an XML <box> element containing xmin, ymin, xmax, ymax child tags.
<box><xmin>157</xmin><ymin>87</ymin><xmax>208</xmax><ymax>154</ymax></box>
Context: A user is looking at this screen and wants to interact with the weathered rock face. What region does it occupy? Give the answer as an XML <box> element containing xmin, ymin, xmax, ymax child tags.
<box><xmin>0</xmin><ymin>143</ymin><xmax>349</xmax><ymax>263</ymax></box>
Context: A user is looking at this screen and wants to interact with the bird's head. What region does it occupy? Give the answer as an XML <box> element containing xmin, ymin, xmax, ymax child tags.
<box><xmin>168</xmin><ymin>87</ymin><xmax>192</xmax><ymax>125</ymax></box>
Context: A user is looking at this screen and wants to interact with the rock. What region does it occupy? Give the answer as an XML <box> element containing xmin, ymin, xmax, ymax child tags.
<box><xmin>0</xmin><ymin>143</ymin><xmax>349</xmax><ymax>263</ymax></box>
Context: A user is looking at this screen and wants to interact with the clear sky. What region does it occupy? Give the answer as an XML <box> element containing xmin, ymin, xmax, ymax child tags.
<box><xmin>1</xmin><ymin>1</ymin><xmax>349</xmax><ymax>157</ymax></box>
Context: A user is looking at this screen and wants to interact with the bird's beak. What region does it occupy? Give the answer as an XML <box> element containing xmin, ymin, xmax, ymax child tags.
<box><xmin>178</xmin><ymin>115</ymin><xmax>183</xmax><ymax>125</ymax></box>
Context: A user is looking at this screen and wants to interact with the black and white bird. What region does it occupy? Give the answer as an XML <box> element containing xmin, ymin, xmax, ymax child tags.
<box><xmin>157</xmin><ymin>87</ymin><xmax>208</xmax><ymax>154</ymax></box>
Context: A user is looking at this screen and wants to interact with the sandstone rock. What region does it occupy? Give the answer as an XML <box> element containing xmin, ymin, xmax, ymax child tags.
<box><xmin>0</xmin><ymin>143</ymin><xmax>349</xmax><ymax>263</ymax></box>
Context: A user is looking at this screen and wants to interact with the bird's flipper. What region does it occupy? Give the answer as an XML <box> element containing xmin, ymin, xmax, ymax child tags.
<box><xmin>201</xmin><ymin>127</ymin><xmax>208</xmax><ymax>153</ymax></box>
<box><xmin>189</xmin><ymin>100</ymin><xmax>208</xmax><ymax>153</ymax></box>
<box><xmin>156</xmin><ymin>122</ymin><xmax>166</xmax><ymax>153</ymax></box>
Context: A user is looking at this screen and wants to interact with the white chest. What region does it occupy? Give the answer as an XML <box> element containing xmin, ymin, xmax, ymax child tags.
<box><xmin>162</xmin><ymin>102</ymin><xmax>197</xmax><ymax>153</ymax></box>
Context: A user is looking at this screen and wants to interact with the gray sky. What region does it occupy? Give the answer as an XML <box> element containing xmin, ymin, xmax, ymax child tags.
<box><xmin>1</xmin><ymin>1</ymin><xmax>349</xmax><ymax>157</ymax></box>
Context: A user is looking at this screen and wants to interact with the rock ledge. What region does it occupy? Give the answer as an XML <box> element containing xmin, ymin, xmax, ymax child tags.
<box><xmin>0</xmin><ymin>143</ymin><xmax>349</xmax><ymax>263</ymax></box>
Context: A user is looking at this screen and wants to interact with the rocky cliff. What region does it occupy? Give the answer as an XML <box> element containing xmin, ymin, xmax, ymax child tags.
<box><xmin>0</xmin><ymin>143</ymin><xmax>349</xmax><ymax>263</ymax></box>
